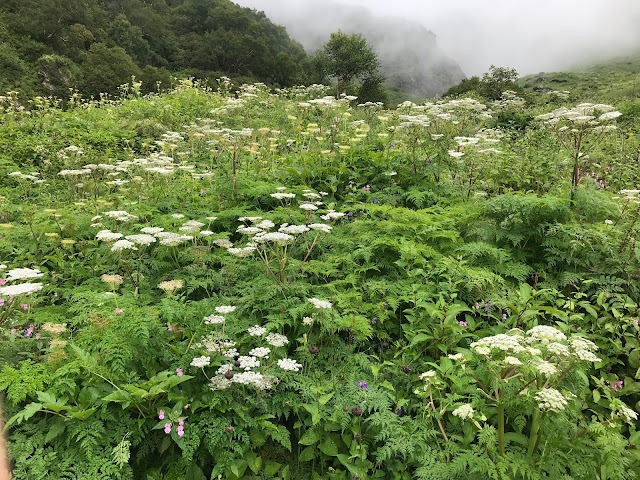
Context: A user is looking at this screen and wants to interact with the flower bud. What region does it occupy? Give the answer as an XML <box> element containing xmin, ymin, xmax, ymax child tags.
<box><xmin>351</xmin><ymin>405</ymin><xmax>363</xmax><ymax>417</ymax></box>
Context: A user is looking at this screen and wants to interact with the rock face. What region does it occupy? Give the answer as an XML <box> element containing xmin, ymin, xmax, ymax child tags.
<box><xmin>237</xmin><ymin>0</ymin><xmax>466</xmax><ymax>97</ymax></box>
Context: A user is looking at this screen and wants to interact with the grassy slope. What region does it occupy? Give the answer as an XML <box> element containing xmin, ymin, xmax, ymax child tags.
<box><xmin>520</xmin><ymin>53</ymin><xmax>640</xmax><ymax>103</ymax></box>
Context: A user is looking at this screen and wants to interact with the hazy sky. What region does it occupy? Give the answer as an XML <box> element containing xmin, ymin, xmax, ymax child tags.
<box><xmin>235</xmin><ymin>0</ymin><xmax>640</xmax><ymax>76</ymax></box>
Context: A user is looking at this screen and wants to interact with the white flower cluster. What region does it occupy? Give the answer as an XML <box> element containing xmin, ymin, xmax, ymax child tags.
<box><xmin>157</xmin><ymin>232</ymin><xmax>192</xmax><ymax>246</ymax></box>
<box><xmin>303</xmin><ymin>316</ymin><xmax>314</xmax><ymax>326</ymax></box>
<box><xmin>527</xmin><ymin>325</ymin><xmax>566</xmax><ymax>343</ymax></box>
<box><xmin>452</xmin><ymin>404</ymin><xmax>474</xmax><ymax>420</ymax></box>
<box><xmin>6</xmin><ymin>268</ymin><xmax>43</xmax><ymax>281</ymax></box>
<box><xmin>215</xmin><ymin>305</ymin><xmax>236</xmax><ymax>314</ymax></box>
<box><xmin>104</xmin><ymin>210</ymin><xmax>138</xmax><ymax>222</ymax></box>
<box><xmin>531</xmin><ymin>359</ymin><xmax>557</xmax><ymax>377</ymax></box>
<box><xmin>569</xmin><ymin>337</ymin><xmax>600</xmax><ymax>362</ymax></box>
<box><xmin>237</xmin><ymin>356</ymin><xmax>260</xmax><ymax>370</ymax></box>
<box><xmin>279</xmin><ymin>225</ymin><xmax>309</xmax><ymax>235</ymax></box>
<box><xmin>204</xmin><ymin>314</ymin><xmax>225</xmax><ymax>325</ymax></box>
<box><xmin>471</xmin><ymin>333</ymin><xmax>525</xmax><ymax>355</ymax></box>
<box><xmin>614</xmin><ymin>402</ymin><xmax>638</xmax><ymax>424</ymax></box>
<box><xmin>140</xmin><ymin>227</ymin><xmax>164</xmax><ymax>235</ymax></box>
<box><xmin>308</xmin><ymin>223</ymin><xmax>332</xmax><ymax>233</ymax></box>
<box><xmin>248</xmin><ymin>347</ymin><xmax>271</xmax><ymax>358</ymax></box>
<box><xmin>320</xmin><ymin>210</ymin><xmax>345</xmax><ymax>221</ymax></box>
<box><xmin>278</xmin><ymin>358</ymin><xmax>302</xmax><ymax>372</ymax></box>
<box><xmin>96</xmin><ymin>230</ymin><xmax>123</xmax><ymax>241</ymax></box>
<box><xmin>179</xmin><ymin>220</ymin><xmax>205</xmax><ymax>233</ymax></box>
<box><xmin>266</xmin><ymin>333</ymin><xmax>289</xmax><ymax>347</ymax></box>
<box><xmin>248</xmin><ymin>325</ymin><xmax>266</xmax><ymax>336</ymax></box>
<box><xmin>228</xmin><ymin>246</ymin><xmax>256</xmax><ymax>257</ymax></box>
<box><xmin>308</xmin><ymin>298</ymin><xmax>332</xmax><ymax>309</ymax></box>
<box><xmin>534</xmin><ymin>388</ymin><xmax>568</xmax><ymax>412</ymax></box>
<box><xmin>0</xmin><ymin>283</ymin><xmax>43</xmax><ymax>296</ymax></box>
<box><xmin>111</xmin><ymin>239</ymin><xmax>136</xmax><ymax>252</ymax></box>
<box><xmin>271</xmin><ymin>192</ymin><xmax>296</xmax><ymax>200</ymax></box>
<box><xmin>253</xmin><ymin>232</ymin><xmax>294</xmax><ymax>246</ymax></box>
<box><xmin>191</xmin><ymin>356</ymin><xmax>211</xmax><ymax>368</ymax></box>
<box><xmin>125</xmin><ymin>234</ymin><xmax>156</xmax><ymax>246</ymax></box>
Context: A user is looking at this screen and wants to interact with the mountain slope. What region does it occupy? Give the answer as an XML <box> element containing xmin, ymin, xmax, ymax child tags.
<box><xmin>0</xmin><ymin>0</ymin><xmax>308</xmax><ymax>98</ymax></box>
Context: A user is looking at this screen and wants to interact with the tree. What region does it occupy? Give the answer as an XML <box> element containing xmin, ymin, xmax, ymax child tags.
<box><xmin>315</xmin><ymin>31</ymin><xmax>386</xmax><ymax>101</ymax></box>
<box><xmin>444</xmin><ymin>65</ymin><xmax>523</xmax><ymax>100</ymax></box>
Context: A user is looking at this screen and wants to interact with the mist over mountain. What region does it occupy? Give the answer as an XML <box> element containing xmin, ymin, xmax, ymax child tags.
<box><xmin>234</xmin><ymin>0</ymin><xmax>466</xmax><ymax>97</ymax></box>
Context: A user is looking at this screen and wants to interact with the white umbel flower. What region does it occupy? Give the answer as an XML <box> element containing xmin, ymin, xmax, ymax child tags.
<box><xmin>125</xmin><ymin>234</ymin><xmax>156</xmax><ymax>246</ymax></box>
<box><xmin>190</xmin><ymin>356</ymin><xmax>211</xmax><ymax>368</ymax></box>
<box><xmin>204</xmin><ymin>315</ymin><xmax>225</xmax><ymax>325</ymax></box>
<box><xmin>527</xmin><ymin>325</ymin><xmax>566</xmax><ymax>343</ymax></box>
<box><xmin>248</xmin><ymin>325</ymin><xmax>266</xmax><ymax>336</ymax></box>
<box><xmin>215</xmin><ymin>305</ymin><xmax>236</xmax><ymax>314</ymax></box>
<box><xmin>266</xmin><ymin>333</ymin><xmax>289</xmax><ymax>347</ymax></box>
<box><xmin>111</xmin><ymin>239</ymin><xmax>136</xmax><ymax>252</ymax></box>
<box><xmin>308</xmin><ymin>298</ymin><xmax>332</xmax><ymax>309</ymax></box>
<box><xmin>96</xmin><ymin>230</ymin><xmax>123</xmax><ymax>241</ymax></box>
<box><xmin>452</xmin><ymin>404</ymin><xmax>474</xmax><ymax>420</ymax></box>
<box><xmin>6</xmin><ymin>268</ymin><xmax>43</xmax><ymax>281</ymax></box>
<box><xmin>278</xmin><ymin>358</ymin><xmax>302</xmax><ymax>372</ymax></box>
<box><xmin>248</xmin><ymin>347</ymin><xmax>270</xmax><ymax>358</ymax></box>
<box><xmin>535</xmin><ymin>388</ymin><xmax>568</xmax><ymax>412</ymax></box>
<box><xmin>0</xmin><ymin>283</ymin><xmax>43</xmax><ymax>296</ymax></box>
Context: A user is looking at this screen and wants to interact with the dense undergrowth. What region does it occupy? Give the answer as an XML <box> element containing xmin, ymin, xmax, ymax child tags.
<box><xmin>1</xmin><ymin>80</ymin><xmax>640</xmax><ymax>479</ymax></box>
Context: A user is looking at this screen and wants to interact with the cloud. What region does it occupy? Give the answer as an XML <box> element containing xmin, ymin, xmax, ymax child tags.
<box><xmin>234</xmin><ymin>0</ymin><xmax>640</xmax><ymax>76</ymax></box>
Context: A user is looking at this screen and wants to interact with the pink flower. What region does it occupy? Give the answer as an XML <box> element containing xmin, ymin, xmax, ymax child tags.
<box><xmin>0</xmin><ymin>279</ymin><xmax>5</xmax><ymax>286</ymax></box>
<box><xmin>167</xmin><ymin>324</ymin><xmax>173</xmax><ymax>332</ymax></box>
<box><xmin>164</xmin><ymin>423</ymin><xmax>171</xmax><ymax>434</ymax></box>
<box><xmin>114</xmin><ymin>308</ymin><xmax>125</xmax><ymax>315</ymax></box>
<box><xmin>10</xmin><ymin>328</ymin><xmax>16</xmax><ymax>334</ymax></box>
<box><xmin>176</xmin><ymin>368</ymin><xmax>183</xmax><ymax>377</ymax></box>
<box><xmin>0</xmin><ymin>299</ymin><xmax>5</xmax><ymax>307</ymax></box>
<box><xmin>178</xmin><ymin>418</ymin><xmax>184</xmax><ymax>426</ymax></box>
<box><xmin>178</xmin><ymin>430</ymin><xmax>184</xmax><ymax>437</ymax></box>
<box><xmin>159</xmin><ymin>410</ymin><xmax>165</xmax><ymax>420</ymax></box>
<box><xmin>35</xmin><ymin>332</ymin><xmax>40</xmax><ymax>339</ymax></box>
<box><xmin>53</xmin><ymin>292</ymin><xmax>58</xmax><ymax>297</ymax></box>
<box><xmin>457</xmin><ymin>320</ymin><xmax>468</xmax><ymax>327</ymax></box>
<box><xmin>199</xmin><ymin>189</ymin><xmax>204</xmax><ymax>196</ymax></box>
<box><xmin>21</xmin><ymin>304</ymin><xmax>28</xmax><ymax>311</ymax></box>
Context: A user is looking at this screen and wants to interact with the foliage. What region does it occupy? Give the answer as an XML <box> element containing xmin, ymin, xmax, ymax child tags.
<box><xmin>0</xmin><ymin>79</ymin><xmax>639</xmax><ymax>480</ymax></box>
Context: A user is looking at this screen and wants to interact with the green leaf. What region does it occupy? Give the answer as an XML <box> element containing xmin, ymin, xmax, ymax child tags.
<box><xmin>410</xmin><ymin>333</ymin><xmax>432</xmax><ymax>347</ymax></box>
<box><xmin>299</xmin><ymin>428</ymin><xmax>321</xmax><ymax>445</ymax></box>
<box><xmin>247</xmin><ymin>454</ymin><xmax>262</xmax><ymax>473</ymax></box>
<box><xmin>302</xmin><ymin>403</ymin><xmax>320</xmax><ymax>425</ymax></box>
<box><xmin>5</xmin><ymin>402</ymin><xmax>42</xmax><ymax>428</ymax></box>
<box><xmin>299</xmin><ymin>446</ymin><xmax>316</xmax><ymax>462</ymax></box>
<box><xmin>44</xmin><ymin>418</ymin><xmax>66</xmax><ymax>443</ymax></box>
<box><xmin>318</xmin><ymin>437</ymin><xmax>339</xmax><ymax>456</ymax></box>
<box><xmin>319</xmin><ymin>393</ymin><xmax>334</xmax><ymax>406</ymax></box>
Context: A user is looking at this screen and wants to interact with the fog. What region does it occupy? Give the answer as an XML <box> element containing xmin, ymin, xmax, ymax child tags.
<box><xmin>234</xmin><ymin>0</ymin><xmax>640</xmax><ymax>77</ymax></box>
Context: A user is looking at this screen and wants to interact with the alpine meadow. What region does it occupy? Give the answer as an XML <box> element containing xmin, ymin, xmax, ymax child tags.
<box><xmin>1</xmin><ymin>1</ymin><xmax>640</xmax><ymax>480</ymax></box>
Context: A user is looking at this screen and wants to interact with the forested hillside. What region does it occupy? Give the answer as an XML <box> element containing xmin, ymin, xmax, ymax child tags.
<box><xmin>0</xmin><ymin>0</ymin><xmax>308</xmax><ymax>98</ymax></box>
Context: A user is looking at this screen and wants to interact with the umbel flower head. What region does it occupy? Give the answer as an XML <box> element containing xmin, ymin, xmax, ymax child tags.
<box><xmin>158</xmin><ymin>279</ymin><xmax>183</xmax><ymax>296</ymax></box>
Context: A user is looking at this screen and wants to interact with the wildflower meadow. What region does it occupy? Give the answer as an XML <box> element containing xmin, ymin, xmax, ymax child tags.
<box><xmin>1</xmin><ymin>79</ymin><xmax>640</xmax><ymax>479</ymax></box>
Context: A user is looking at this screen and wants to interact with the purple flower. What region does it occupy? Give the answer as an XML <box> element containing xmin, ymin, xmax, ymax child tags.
<box><xmin>371</xmin><ymin>319</ymin><xmax>376</xmax><ymax>325</ymax></box>
<box><xmin>348</xmin><ymin>211</ymin><xmax>354</xmax><ymax>217</ymax></box>
<box><xmin>428</xmin><ymin>158</ymin><xmax>433</xmax><ymax>163</ymax></box>
<box><xmin>358</xmin><ymin>381</ymin><xmax>368</xmax><ymax>389</ymax></box>
<box><xmin>396</xmin><ymin>409</ymin><xmax>402</xmax><ymax>416</ymax></box>
<box><xmin>502</xmin><ymin>314</ymin><xmax>507</xmax><ymax>320</ymax></box>
<box><xmin>373</xmin><ymin>199</ymin><xmax>378</xmax><ymax>204</ymax></box>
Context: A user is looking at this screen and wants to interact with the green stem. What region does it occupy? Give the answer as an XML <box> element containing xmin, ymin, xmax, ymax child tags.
<box><xmin>527</xmin><ymin>407</ymin><xmax>541</xmax><ymax>455</ymax></box>
<box><xmin>498</xmin><ymin>402</ymin><xmax>505</xmax><ymax>456</ymax></box>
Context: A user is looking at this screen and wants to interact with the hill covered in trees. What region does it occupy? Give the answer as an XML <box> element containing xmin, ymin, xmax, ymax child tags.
<box><xmin>0</xmin><ymin>0</ymin><xmax>308</xmax><ymax>98</ymax></box>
